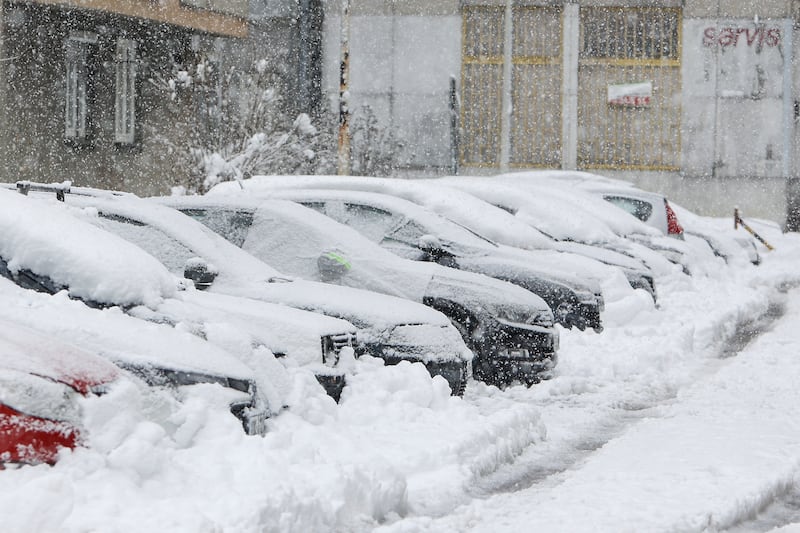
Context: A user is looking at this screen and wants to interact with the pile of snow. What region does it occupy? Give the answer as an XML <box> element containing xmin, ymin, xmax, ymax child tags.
<box><xmin>5</xmin><ymin>181</ymin><xmax>800</xmax><ymax>532</ymax></box>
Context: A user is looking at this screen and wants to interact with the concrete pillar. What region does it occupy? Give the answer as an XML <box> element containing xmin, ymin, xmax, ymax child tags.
<box><xmin>561</xmin><ymin>1</ymin><xmax>579</xmax><ymax>170</ymax></box>
<box><xmin>787</xmin><ymin>178</ymin><xmax>800</xmax><ymax>231</ymax></box>
<box><xmin>788</xmin><ymin>13</ymin><xmax>800</xmax><ymax>230</ymax></box>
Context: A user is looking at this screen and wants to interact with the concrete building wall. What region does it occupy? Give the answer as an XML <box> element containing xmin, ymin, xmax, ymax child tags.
<box><xmin>323</xmin><ymin>10</ymin><xmax>461</xmax><ymax>170</ymax></box>
<box><xmin>321</xmin><ymin>1</ymin><xmax>800</xmax><ymax>224</ymax></box>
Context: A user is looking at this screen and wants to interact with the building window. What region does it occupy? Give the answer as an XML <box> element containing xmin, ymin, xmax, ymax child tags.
<box><xmin>64</xmin><ymin>32</ymin><xmax>96</xmax><ymax>142</ymax></box>
<box><xmin>115</xmin><ymin>39</ymin><xmax>137</xmax><ymax>145</ymax></box>
<box><xmin>580</xmin><ymin>8</ymin><xmax>680</xmax><ymax>61</ymax></box>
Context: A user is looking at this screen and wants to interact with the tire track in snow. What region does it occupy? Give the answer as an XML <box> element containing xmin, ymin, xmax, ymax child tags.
<box><xmin>469</xmin><ymin>296</ymin><xmax>787</xmax><ymax>499</ymax></box>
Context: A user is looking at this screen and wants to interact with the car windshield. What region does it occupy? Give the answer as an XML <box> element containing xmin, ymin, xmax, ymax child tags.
<box><xmin>95</xmin><ymin>214</ymin><xmax>198</xmax><ymax>274</ymax></box>
<box><xmin>604</xmin><ymin>196</ymin><xmax>653</xmax><ymax>222</ymax></box>
<box><xmin>384</xmin><ymin>219</ymin><xmax>494</xmax><ymax>258</ymax></box>
<box><xmin>180</xmin><ymin>208</ymin><xmax>255</xmax><ymax>248</ymax></box>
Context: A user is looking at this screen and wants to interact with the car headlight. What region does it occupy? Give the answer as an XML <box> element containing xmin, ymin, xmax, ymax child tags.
<box><xmin>574</xmin><ymin>289</ymin><xmax>599</xmax><ymax>306</ymax></box>
<box><xmin>321</xmin><ymin>332</ymin><xmax>358</xmax><ymax>366</ymax></box>
<box><xmin>495</xmin><ymin>305</ymin><xmax>553</xmax><ymax>327</ymax></box>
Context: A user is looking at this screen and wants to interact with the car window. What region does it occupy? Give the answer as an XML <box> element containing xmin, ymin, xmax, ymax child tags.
<box><xmin>95</xmin><ymin>214</ymin><xmax>196</xmax><ymax>274</ymax></box>
<box><xmin>341</xmin><ymin>203</ymin><xmax>399</xmax><ymax>243</ymax></box>
<box><xmin>604</xmin><ymin>196</ymin><xmax>653</xmax><ymax>222</ymax></box>
<box><xmin>180</xmin><ymin>208</ymin><xmax>255</xmax><ymax>248</ymax></box>
<box><xmin>379</xmin><ymin>220</ymin><xmax>429</xmax><ymax>259</ymax></box>
<box><xmin>0</xmin><ymin>256</ymin><xmax>62</xmax><ymax>295</ymax></box>
<box><xmin>297</xmin><ymin>201</ymin><xmax>326</xmax><ymax>214</ymax></box>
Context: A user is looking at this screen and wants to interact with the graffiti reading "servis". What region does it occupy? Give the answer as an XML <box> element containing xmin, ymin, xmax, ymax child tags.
<box><xmin>703</xmin><ymin>27</ymin><xmax>781</xmax><ymax>48</ymax></box>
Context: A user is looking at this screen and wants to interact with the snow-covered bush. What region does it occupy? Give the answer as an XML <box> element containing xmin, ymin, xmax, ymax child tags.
<box><xmin>150</xmin><ymin>52</ymin><xmax>335</xmax><ymax>194</ymax></box>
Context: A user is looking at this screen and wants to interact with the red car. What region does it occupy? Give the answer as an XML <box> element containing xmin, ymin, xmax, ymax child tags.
<box><xmin>0</xmin><ymin>320</ymin><xmax>120</xmax><ymax>467</ymax></box>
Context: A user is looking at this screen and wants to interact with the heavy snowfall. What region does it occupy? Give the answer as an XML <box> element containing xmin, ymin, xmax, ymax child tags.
<box><xmin>2</xmin><ymin>206</ymin><xmax>800</xmax><ymax>533</ymax></box>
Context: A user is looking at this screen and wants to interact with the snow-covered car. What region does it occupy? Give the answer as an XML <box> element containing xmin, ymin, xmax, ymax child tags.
<box><xmin>491</xmin><ymin>171</ymin><xmax>761</xmax><ymax>268</ymax></box>
<box><xmin>11</xmin><ymin>182</ymin><xmax>473</xmax><ymax>396</ymax></box>
<box><xmin>0</xmin><ymin>318</ymin><xmax>121</xmax><ymax>466</ymax></box>
<box><xmin>159</xmin><ymin>195</ymin><xmax>559</xmax><ymax>387</ymax></box>
<box><xmin>548</xmin><ymin>175</ymin><xmax>761</xmax><ymax>266</ymax></box>
<box><xmin>0</xmin><ymin>187</ymin><xmax>356</xmax><ymax>400</ymax></box>
<box><xmin>208</xmin><ymin>179</ymin><xmax>605</xmax><ymax>332</ymax></box>
<box><xmin>428</xmin><ymin>177</ymin><xmax>659</xmax><ymax>299</ymax></box>
<box><xmin>592</xmin><ymin>188</ymin><xmax>685</xmax><ymax>239</ymax></box>
<box><xmin>671</xmin><ymin>203</ymin><xmax>762</xmax><ymax>266</ymax></box>
<box><xmin>467</xmin><ymin>172</ymin><xmax>695</xmax><ymax>275</ymax></box>
<box><xmin>0</xmin><ymin>277</ymin><xmax>278</xmax><ymax>437</ymax></box>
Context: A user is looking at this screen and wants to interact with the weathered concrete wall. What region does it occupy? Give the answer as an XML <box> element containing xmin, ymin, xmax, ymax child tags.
<box><xmin>319</xmin><ymin>1</ymin><xmax>800</xmax><ymax>224</ymax></box>
<box><xmin>681</xmin><ymin>18</ymin><xmax>789</xmax><ymax>180</ymax></box>
<box><xmin>323</xmin><ymin>11</ymin><xmax>461</xmax><ymax>170</ymax></box>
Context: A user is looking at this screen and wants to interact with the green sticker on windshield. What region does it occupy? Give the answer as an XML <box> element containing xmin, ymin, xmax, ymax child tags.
<box><xmin>325</xmin><ymin>251</ymin><xmax>351</xmax><ymax>270</ymax></box>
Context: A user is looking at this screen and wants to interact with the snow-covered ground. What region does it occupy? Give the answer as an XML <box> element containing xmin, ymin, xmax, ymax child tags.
<box><xmin>3</xmin><ymin>217</ymin><xmax>800</xmax><ymax>533</ymax></box>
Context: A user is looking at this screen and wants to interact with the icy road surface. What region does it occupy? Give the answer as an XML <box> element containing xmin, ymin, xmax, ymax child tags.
<box><xmin>3</xmin><ymin>218</ymin><xmax>800</xmax><ymax>533</ymax></box>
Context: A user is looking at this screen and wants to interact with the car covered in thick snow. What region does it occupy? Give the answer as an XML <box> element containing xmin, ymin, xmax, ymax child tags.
<box><xmin>526</xmin><ymin>173</ymin><xmax>761</xmax><ymax>266</ymax></box>
<box><xmin>487</xmin><ymin>172</ymin><xmax>695</xmax><ymax>273</ymax></box>
<box><xmin>209</xmin><ymin>179</ymin><xmax>606</xmax><ymax>332</ymax></box>
<box><xmin>11</xmin><ymin>183</ymin><xmax>473</xmax><ymax>396</ymax></box>
<box><xmin>0</xmin><ymin>276</ymin><xmax>279</xmax><ymax>438</ymax></box>
<box><xmin>0</xmin><ymin>187</ymin><xmax>356</xmax><ymax>400</ymax></box>
<box><xmin>0</xmin><ymin>318</ymin><xmax>121</xmax><ymax>466</ymax></box>
<box><xmin>158</xmin><ymin>195</ymin><xmax>559</xmax><ymax>387</ymax></box>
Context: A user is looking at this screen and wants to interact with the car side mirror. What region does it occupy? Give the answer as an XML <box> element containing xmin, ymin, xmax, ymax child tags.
<box><xmin>184</xmin><ymin>257</ymin><xmax>218</xmax><ymax>290</ymax></box>
<box><xmin>418</xmin><ymin>234</ymin><xmax>444</xmax><ymax>254</ymax></box>
<box><xmin>317</xmin><ymin>250</ymin><xmax>351</xmax><ymax>281</ymax></box>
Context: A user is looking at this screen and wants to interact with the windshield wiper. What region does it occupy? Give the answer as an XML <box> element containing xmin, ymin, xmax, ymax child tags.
<box><xmin>267</xmin><ymin>276</ymin><xmax>293</xmax><ymax>283</ymax></box>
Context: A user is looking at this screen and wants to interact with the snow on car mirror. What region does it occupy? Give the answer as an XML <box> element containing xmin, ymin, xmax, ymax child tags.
<box><xmin>418</xmin><ymin>234</ymin><xmax>444</xmax><ymax>254</ymax></box>
<box><xmin>317</xmin><ymin>249</ymin><xmax>351</xmax><ymax>282</ymax></box>
<box><xmin>183</xmin><ymin>257</ymin><xmax>218</xmax><ymax>290</ymax></box>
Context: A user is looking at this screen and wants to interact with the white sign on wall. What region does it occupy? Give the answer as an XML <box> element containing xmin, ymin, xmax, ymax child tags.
<box><xmin>607</xmin><ymin>82</ymin><xmax>653</xmax><ymax>107</ymax></box>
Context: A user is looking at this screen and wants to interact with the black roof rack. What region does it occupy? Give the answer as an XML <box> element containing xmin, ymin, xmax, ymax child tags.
<box><xmin>16</xmin><ymin>181</ymin><xmax>72</xmax><ymax>202</ymax></box>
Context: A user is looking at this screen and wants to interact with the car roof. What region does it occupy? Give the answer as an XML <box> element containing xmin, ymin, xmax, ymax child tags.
<box><xmin>0</xmin><ymin>188</ymin><xmax>178</xmax><ymax>307</ymax></box>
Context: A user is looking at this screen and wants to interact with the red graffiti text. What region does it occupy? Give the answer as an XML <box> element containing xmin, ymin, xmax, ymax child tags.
<box><xmin>703</xmin><ymin>27</ymin><xmax>781</xmax><ymax>48</ymax></box>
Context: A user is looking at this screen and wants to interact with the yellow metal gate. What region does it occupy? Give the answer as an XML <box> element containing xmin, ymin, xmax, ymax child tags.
<box><xmin>461</xmin><ymin>5</ymin><xmax>563</xmax><ymax>168</ymax></box>
<box><xmin>461</xmin><ymin>6</ymin><xmax>505</xmax><ymax>167</ymax></box>
<box><xmin>577</xmin><ymin>7</ymin><xmax>681</xmax><ymax>170</ymax></box>
<box><xmin>510</xmin><ymin>6</ymin><xmax>562</xmax><ymax>167</ymax></box>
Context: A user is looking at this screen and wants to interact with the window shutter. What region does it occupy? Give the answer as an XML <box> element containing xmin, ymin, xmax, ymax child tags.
<box><xmin>64</xmin><ymin>39</ymin><xmax>88</xmax><ymax>140</ymax></box>
<box><xmin>115</xmin><ymin>39</ymin><xmax>137</xmax><ymax>145</ymax></box>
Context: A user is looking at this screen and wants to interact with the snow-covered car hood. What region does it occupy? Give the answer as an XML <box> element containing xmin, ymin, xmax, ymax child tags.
<box><xmin>0</xmin><ymin>278</ymin><xmax>285</xmax><ymax>414</ymax></box>
<box><xmin>0</xmin><ymin>316</ymin><xmax>120</xmax><ymax>394</ymax></box>
<box><xmin>158</xmin><ymin>288</ymin><xmax>358</xmax><ymax>369</ymax></box>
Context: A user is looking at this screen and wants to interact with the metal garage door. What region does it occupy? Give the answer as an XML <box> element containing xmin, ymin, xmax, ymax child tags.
<box><xmin>461</xmin><ymin>5</ymin><xmax>562</xmax><ymax>168</ymax></box>
<box><xmin>577</xmin><ymin>7</ymin><xmax>681</xmax><ymax>170</ymax></box>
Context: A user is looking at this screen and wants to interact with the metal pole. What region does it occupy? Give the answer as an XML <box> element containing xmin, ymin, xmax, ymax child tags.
<box><xmin>784</xmin><ymin>16</ymin><xmax>800</xmax><ymax>231</ymax></box>
<box><xmin>449</xmin><ymin>75</ymin><xmax>459</xmax><ymax>175</ymax></box>
<box><xmin>782</xmin><ymin>17</ymin><xmax>793</xmax><ymax>180</ymax></box>
<box><xmin>337</xmin><ymin>0</ymin><xmax>351</xmax><ymax>175</ymax></box>
<box><xmin>298</xmin><ymin>0</ymin><xmax>311</xmax><ymax>112</ymax></box>
<box><xmin>499</xmin><ymin>0</ymin><xmax>513</xmax><ymax>172</ymax></box>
